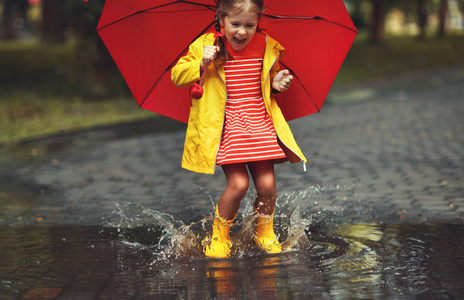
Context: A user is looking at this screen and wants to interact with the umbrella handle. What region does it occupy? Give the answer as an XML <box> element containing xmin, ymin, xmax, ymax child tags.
<box><xmin>189</xmin><ymin>59</ymin><xmax>210</xmax><ymax>100</ymax></box>
<box><xmin>189</xmin><ymin>32</ymin><xmax>222</xmax><ymax>100</ymax></box>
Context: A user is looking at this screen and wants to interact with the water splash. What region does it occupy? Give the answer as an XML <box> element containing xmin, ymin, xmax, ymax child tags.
<box><xmin>109</xmin><ymin>188</ymin><xmax>321</xmax><ymax>261</ymax></box>
<box><xmin>108</xmin><ymin>180</ymin><xmax>365</xmax><ymax>261</ymax></box>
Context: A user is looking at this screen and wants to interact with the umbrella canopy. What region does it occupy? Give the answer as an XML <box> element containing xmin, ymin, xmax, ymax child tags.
<box><xmin>96</xmin><ymin>0</ymin><xmax>357</xmax><ymax>123</ymax></box>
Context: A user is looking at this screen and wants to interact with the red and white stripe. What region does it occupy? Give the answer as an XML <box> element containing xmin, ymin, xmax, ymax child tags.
<box><xmin>216</xmin><ymin>56</ymin><xmax>285</xmax><ymax>165</ymax></box>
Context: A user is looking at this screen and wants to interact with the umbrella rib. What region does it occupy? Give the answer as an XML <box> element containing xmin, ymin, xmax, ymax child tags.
<box><xmin>96</xmin><ymin>0</ymin><xmax>215</xmax><ymax>31</ymax></box>
<box><xmin>262</xmin><ymin>14</ymin><xmax>358</xmax><ymax>34</ymax></box>
<box><xmin>263</xmin><ymin>14</ymin><xmax>322</xmax><ymax>20</ymax></box>
<box><xmin>138</xmin><ymin>20</ymin><xmax>215</xmax><ymax>109</ymax></box>
<box><xmin>279</xmin><ymin>61</ymin><xmax>321</xmax><ymax>114</ymax></box>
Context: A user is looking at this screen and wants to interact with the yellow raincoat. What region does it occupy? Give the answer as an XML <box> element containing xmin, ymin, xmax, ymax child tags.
<box><xmin>171</xmin><ymin>32</ymin><xmax>307</xmax><ymax>174</ymax></box>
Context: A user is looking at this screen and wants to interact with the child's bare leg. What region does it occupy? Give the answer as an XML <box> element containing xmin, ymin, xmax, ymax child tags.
<box><xmin>248</xmin><ymin>160</ymin><xmax>277</xmax><ymax>215</ymax></box>
<box><xmin>203</xmin><ymin>163</ymin><xmax>248</xmax><ymax>258</ymax></box>
<box><xmin>248</xmin><ymin>160</ymin><xmax>282</xmax><ymax>253</ymax></box>
<box><xmin>218</xmin><ymin>163</ymin><xmax>249</xmax><ymax>220</ymax></box>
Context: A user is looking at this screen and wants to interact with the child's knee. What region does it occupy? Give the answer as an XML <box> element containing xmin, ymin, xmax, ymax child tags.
<box><xmin>255</xmin><ymin>178</ymin><xmax>276</xmax><ymax>198</ymax></box>
<box><xmin>228</xmin><ymin>177</ymin><xmax>249</xmax><ymax>197</ymax></box>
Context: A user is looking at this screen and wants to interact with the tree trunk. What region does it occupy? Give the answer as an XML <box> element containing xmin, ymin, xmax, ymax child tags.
<box><xmin>1</xmin><ymin>0</ymin><xmax>28</xmax><ymax>40</ymax></box>
<box><xmin>351</xmin><ymin>0</ymin><xmax>365</xmax><ymax>29</ymax></box>
<box><xmin>418</xmin><ymin>0</ymin><xmax>428</xmax><ymax>39</ymax></box>
<box><xmin>371</xmin><ymin>0</ymin><xmax>384</xmax><ymax>44</ymax></box>
<box><xmin>438</xmin><ymin>0</ymin><xmax>448</xmax><ymax>38</ymax></box>
<box><xmin>41</xmin><ymin>0</ymin><xmax>66</xmax><ymax>42</ymax></box>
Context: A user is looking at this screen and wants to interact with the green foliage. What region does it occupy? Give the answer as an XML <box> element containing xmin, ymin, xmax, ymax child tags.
<box><xmin>64</xmin><ymin>0</ymin><xmax>105</xmax><ymax>37</ymax></box>
<box><xmin>0</xmin><ymin>34</ymin><xmax>463</xmax><ymax>145</ymax></box>
<box><xmin>0</xmin><ymin>91</ymin><xmax>154</xmax><ymax>145</ymax></box>
<box><xmin>0</xmin><ymin>39</ymin><xmax>129</xmax><ymax>98</ymax></box>
<box><xmin>0</xmin><ymin>38</ymin><xmax>148</xmax><ymax>146</ymax></box>
<box><xmin>0</xmin><ymin>40</ymin><xmax>70</xmax><ymax>84</ymax></box>
<box><xmin>335</xmin><ymin>33</ymin><xmax>464</xmax><ymax>83</ymax></box>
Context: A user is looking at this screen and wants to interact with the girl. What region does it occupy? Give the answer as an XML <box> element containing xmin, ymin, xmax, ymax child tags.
<box><xmin>171</xmin><ymin>0</ymin><xmax>306</xmax><ymax>258</ymax></box>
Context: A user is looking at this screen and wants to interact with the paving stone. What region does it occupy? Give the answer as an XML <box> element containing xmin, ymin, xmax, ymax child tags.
<box><xmin>2</xmin><ymin>66</ymin><xmax>464</xmax><ymax>299</ymax></box>
<box><xmin>22</xmin><ymin>287</ymin><xmax>63</xmax><ymax>299</ymax></box>
<box><xmin>57</xmin><ymin>291</ymin><xmax>98</xmax><ymax>300</ymax></box>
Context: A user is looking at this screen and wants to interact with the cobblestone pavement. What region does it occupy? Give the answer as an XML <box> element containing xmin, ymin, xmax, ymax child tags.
<box><xmin>1</xmin><ymin>67</ymin><xmax>463</xmax><ymax>226</ymax></box>
<box><xmin>1</xmin><ymin>67</ymin><xmax>464</xmax><ymax>299</ymax></box>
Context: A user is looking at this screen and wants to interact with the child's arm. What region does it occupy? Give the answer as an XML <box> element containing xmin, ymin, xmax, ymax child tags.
<box><xmin>201</xmin><ymin>45</ymin><xmax>219</xmax><ymax>71</ymax></box>
<box><xmin>172</xmin><ymin>37</ymin><xmax>210</xmax><ymax>88</ymax></box>
<box><xmin>272</xmin><ymin>70</ymin><xmax>293</xmax><ymax>93</ymax></box>
<box><xmin>171</xmin><ymin>37</ymin><xmax>219</xmax><ymax>88</ymax></box>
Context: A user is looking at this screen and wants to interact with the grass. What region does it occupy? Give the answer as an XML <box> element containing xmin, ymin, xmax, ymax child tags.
<box><xmin>335</xmin><ymin>33</ymin><xmax>464</xmax><ymax>84</ymax></box>
<box><xmin>0</xmin><ymin>92</ymin><xmax>154</xmax><ymax>145</ymax></box>
<box><xmin>1</xmin><ymin>33</ymin><xmax>463</xmax><ymax>145</ymax></box>
<box><xmin>0</xmin><ymin>39</ymin><xmax>153</xmax><ymax>145</ymax></box>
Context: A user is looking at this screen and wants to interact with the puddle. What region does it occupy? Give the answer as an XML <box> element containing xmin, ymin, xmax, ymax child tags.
<box><xmin>0</xmin><ymin>158</ymin><xmax>462</xmax><ymax>297</ymax></box>
<box><xmin>1</xmin><ymin>203</ymin><xmax>464</xmax><ymax>298</ymax></box>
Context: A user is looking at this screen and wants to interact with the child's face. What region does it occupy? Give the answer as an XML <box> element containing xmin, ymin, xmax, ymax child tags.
<box><xmin>220</xmin><ymin>9</ymin><xmax>259</xmax><ymax>51</ymax></box>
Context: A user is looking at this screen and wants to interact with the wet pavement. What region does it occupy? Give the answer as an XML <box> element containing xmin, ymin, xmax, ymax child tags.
<box><xmin>1</xmin><ymin>66</ymin><xmax>464</xmax><ymax>299</ymax></box>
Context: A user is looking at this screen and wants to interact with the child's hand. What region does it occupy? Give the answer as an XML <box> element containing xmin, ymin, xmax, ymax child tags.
<box><xmin>201</xmin><ymin>45</ymin><xmax>219</xmax><ymax>71</ymax></box>
<box><xmin>272</xmin><ymin>70</ymin><xmax>293</xmax><ymax>92</ymax></box>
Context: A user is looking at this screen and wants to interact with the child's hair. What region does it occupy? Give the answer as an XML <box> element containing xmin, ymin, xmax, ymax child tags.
<box><xmin>214</xmin><ymin>0</ymin><xmax>264</xmax><ymax>60</ymax></box>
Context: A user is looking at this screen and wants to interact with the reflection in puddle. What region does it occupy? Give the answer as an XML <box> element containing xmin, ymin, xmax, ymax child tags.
<box><xmin>1</xmin><ymin>209</ymin><xmax>464</xmax><ymax>298</ymax></box>
<box><xmin>325</xmin><ymin>224</ymin><xmax>383</xmax><ymax>298</ymax></box>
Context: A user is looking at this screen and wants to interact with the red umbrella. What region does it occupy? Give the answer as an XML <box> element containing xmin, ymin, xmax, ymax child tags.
<box><xmin>96</xmin><ymin>0</ymin><xmax>357</xmax><ymax>123</ymax></box>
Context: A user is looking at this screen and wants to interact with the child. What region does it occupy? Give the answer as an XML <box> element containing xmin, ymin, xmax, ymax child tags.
<box><xmin>171</xmin><ymin>0</ymin><xmax>306</xmax><ymax>258</ymax></box>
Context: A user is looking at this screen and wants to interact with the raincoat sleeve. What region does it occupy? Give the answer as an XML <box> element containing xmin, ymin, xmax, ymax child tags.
<box><xmin>271</xmin><ymin>51</ymin><xmax>288</xmax><ymax>96</ymax></box>
<box><xmin>270</xmin><ymin>56</ymin><xmax>281</xmax><ymax>81</ymax></box>
<box><xmin>171</xmin><ymin>37</ymin><xmax>204</xmax><ymax>88</ymax></box>
<box><xmin>268</xmin><ymin>37</ymin><xmax>286</xmax><ymax>93</ymax></box>
<box><xmin>270</xmin><ymin>61</ymin><xmax>281</xmax><ymax>94</ymax></box>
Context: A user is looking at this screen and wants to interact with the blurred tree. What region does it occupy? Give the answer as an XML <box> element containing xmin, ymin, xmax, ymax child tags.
<box><xmin>458</xmin><ymin>0</ymin><xmax>464</xmax><ymax>11</ymax></box>
<box><xmin>63</xmin><ymin>0</ymin><xmax>116</xmax><ymax>87</ymax></box>
<box><xmin>1</xmin><ymin>0</ymin><xmax>29</xmax><ymax>39</ymax></box>
<box><xmin>349</xmin><ymin>0</ymin><xmax>366</xmax><ymax>30</ymax></box>
<box><xmin>368</xmin><ymin>0</ymin><xmax>405</xmax><ymax>42</ymax></box>
<box><xmin>371</xmin><ymin>0</ymin><xmax>384</xmax><ymax>43</ymax></box>
<box><xmin>384</xmin><ymin>0</ymin><xmax>423</xmax><ymax>35</ymax></box>
<box><xmin>418</xmin><ymin>0</ymin><xmax>428</xmax><ymax>39</ymax></box>
<box><xmin>370</xmin><ymin>0</ymin><xmax>446</xmax><ymax>40</ymax></box>
<box><xmin>64</xmin><ymin>0</ymin><xmax>103</xmax><ymax>39</ymax></box>
<box><xmin>438</xmin><ymin>0</ymin><xmax>448</xmax><ymax>37</ymax></box>
<box><xmin>42</xmin><ymin>0</ymin><xmax>66</xmax><ymax>42</ymax></box>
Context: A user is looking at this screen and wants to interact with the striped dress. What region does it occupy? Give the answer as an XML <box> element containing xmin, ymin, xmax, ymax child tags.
<box><xmin>216</xmin><ymin>33</ymin><xmax>286</xmax><ymax>165</ymax></box>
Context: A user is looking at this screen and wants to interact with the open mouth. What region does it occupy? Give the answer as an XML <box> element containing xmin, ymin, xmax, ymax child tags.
<box><xmin>233</xmin><ymin>37</ymin><xmax>247</xmax><ymax>46</ymax></box>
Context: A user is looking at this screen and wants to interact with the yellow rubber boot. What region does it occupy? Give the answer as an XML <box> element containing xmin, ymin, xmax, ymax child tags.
<box><xmin>254</xmin><ymin>211</ymin><xmax>282</xmax><ymax>254</ymax></box>
<box><xmin>203</xmin><ymin>206</ymin><xmax>234</xmax><ymax>258</ymax></box>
